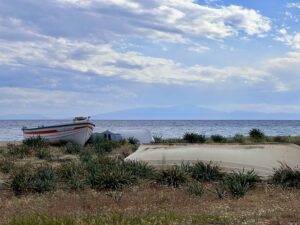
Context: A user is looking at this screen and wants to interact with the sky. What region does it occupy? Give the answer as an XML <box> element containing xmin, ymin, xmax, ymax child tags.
<box><xmin>0</xmin><ymin>0</ymin><xmax>300</xmax><ymax>118</ymax></box>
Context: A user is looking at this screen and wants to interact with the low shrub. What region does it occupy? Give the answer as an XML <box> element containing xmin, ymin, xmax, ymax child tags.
<box><xmin>215</xmin><ymin>181</ymin><xmax>226</xmax><ymax>199</ymax></box>
<box><xmin>272</xmin><ymin>164</ymin><xmax>300</xmax><ymax>188</ymax></box>
<box><xmin>183</xmin><ymin>133</ymin><xmax>206</xmax><ymax>143</ymax></box>
<box><xmin>232</xmin><ymin>134</ymin><xmax>245</xmax><ymax>143</ymax></box>
<box><xmin>32</xmin><ymin>165</ymin><xmax>57</xmax><ymax>193</ymax></box>
<box><xmin>191</xmin><ymin>162</ymin><xmax>223</xmax><ymax>182</ymax></box>
<box><xmin>57</xmin><ymin>161</ymin><xmax>86</xmax><ymax>191</ymax></box>
<box><xmin>122</xmin><ymin>160</ymin><xmax>154</xmax><ymax>179</ymax></box>
<box><xmin>0</xmin><ymin>158</ymin><xmax>15</xmax><ymax>174</ymax></box>
<box><xmin>156</xmin><ymin>167</ymin><xmax>187</xmax><ymax>188</ymax></box>
<box><xmin>187</xmin><ymin>181</ymin><xmax>204</xmax><ymax>197</ymax></box>
<box><xmin>211</xmin><ymin>135</ymin><xmax>226</xmax><ymax>143</ymax></box>
<box><xmin>7</xmin><ymin>144</ymin><xmax>30</xmax><ymax>158</ymax></box>
<box><xmin>225</xmin><ymin>170</ymin><xmax>260</xmax><ymax>198</ymax></box>
<box><xmin>153</xmin><ymin>136</ymin><xmax>163</xmax><ymax>143</ymax></box>
<box><xmin>11</xmin><ymin>164</ymin><xmax>57</xmax><ymax>194</ymax></box>
<box><xmin>86</xmin><ymin>157</ymin><xmax>136</xmax><ymax>190</ymax></box>
<box><xmin>35</xmin><ymin>149</ymin><xmax>52</xmax><ymax>160</ymax></box>
<box><xmin>23</xmin><ymin>136</ymin><xmax>49</xmax><ymax>149</ymax></box>
<box><xmin>273</xmin><ymin>136</ymin><xmax>290</xmax><ymax>143</ymax></box>
<box><xmin>64</xmin><ymin>142</ymin><xmax>82</xmax><ymax>154</ymax></box>
<box><xmin>249</xmin><ymin>129</ymin><xmax>265</xmax><ymax>141</ymax></box>
<box><xmin>92</xmin><ymin>138</ymin><xmax>118</xmax><ymax>155</ymax></box>
<box><xmin>127</xmin><ymin>137</ymin><xmax>139</xmax><ymax>145</ymax></box>
<box><xmin>11</xmin><ymin>166</ymin><xmax>34</xmax><ymax>194</ymax></box>
<box><xmin>79</xmin><ymin>149</ymin><xmax>94</xmax><ymax>163</ymax></box>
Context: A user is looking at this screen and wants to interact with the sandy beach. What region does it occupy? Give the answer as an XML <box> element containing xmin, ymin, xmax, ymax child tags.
<box><xmin>126</xmin><ymin>143</ymin><xmax>300</xmax><ymax>178</ymax></box>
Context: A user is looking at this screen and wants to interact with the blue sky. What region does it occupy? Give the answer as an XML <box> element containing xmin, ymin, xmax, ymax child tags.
<box><xmin>1</xmin><ymin>0</ymin><xmax>300</xmax><ymax>118</ymax></box>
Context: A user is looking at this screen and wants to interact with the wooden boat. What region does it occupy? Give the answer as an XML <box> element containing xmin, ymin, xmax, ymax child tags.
<box><xmin>22</xmin><ymin>116</ymin><xmax>95</xmax><ymax>145</ymax></box>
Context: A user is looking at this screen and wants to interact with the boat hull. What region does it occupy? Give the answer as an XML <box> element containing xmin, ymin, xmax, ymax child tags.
<box><xmin>22</xmin><ymin>122</ymin><xmax>95</xmax><ymax>145</ymax></box>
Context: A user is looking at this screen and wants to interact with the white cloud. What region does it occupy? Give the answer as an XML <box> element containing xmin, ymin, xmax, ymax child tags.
<box><xmin>55</xmin><ymin>0</ymin><xmax>271</xmax><ymax>42</ymax></box>
<box><xmin>0</xmin><ymin>36</ymin><xmax>270</xmax><ymax>87</ymax></box>
<box><xmin>287</xmin><ymin>2</ymin><xmax>300</xmax><ymax>9</ymax></box>
<box><xmin>275</xmin><ymin>30</ymin><xmax>300</xmax><ymax>49</ymax></box>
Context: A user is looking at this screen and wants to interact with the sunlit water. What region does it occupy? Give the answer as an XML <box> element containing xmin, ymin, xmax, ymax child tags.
<box><xmin>1</xmin><ymin>120</ymin><xmax>300</xmax><ymax>141</ymax></box>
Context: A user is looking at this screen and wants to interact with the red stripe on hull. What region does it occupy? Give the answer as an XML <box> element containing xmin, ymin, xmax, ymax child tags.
<box><xmin>24</xmin><ymin>125</ymin><xmax>93</xmax><ymax>135</ymax></box>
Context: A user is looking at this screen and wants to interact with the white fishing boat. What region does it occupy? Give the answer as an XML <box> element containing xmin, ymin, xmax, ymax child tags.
<box><xmin>22</xmin><ymin>116</ymin><xmax>95</xmax><ymax>145</ymax></box>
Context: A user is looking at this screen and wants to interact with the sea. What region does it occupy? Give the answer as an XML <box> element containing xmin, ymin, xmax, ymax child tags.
<box><xmin>1</xmin><ymin>120</ymin><xmax>300</xmax><ymax>141</ymax></box>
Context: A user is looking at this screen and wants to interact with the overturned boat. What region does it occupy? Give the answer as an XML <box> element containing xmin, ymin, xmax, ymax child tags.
<box><xmin>125</xmin><ymin>144</ymin><xmax>300</xmax><ymax>178</ymax></box>
<box><xmin>22</xmin><ymin>116</ymin><xmax>95</xmax><ymax>145</ymax></box>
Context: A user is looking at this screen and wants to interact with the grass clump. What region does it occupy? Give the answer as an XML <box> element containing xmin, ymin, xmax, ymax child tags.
<box><xmin>249</xmin><ymin>129</ymin><xmax>265</xmax><ymax>142</ymax></box>
<box><xmin>187</xmin><ymin>181</ymin><xmax>204</xmax><ymax>197</ymax></box>
<box><xmin>183</xmin><ymin>133</ymin><xmax>206</xmax><ymax>143</ymax></box>
<box><xmin>23</xmin><ymin>136</ymin><xmax>49</xmax><ymax>149</ymax></box>
<box><xmin>123</xmin><ymin>160</ymin><xmax>154</xmax><ymax>179</ymax></box>
<box><xmin>211</xmin><ymin>135</ymin><xmax>226</xmax><ymax>143</ymax></box>
<box><xmin>32</xmin><ymin>165</ymin><xmax>57</xmax><ymax>193</ymax></box>
<box><xmin>11</xmin><ymin>164</ymin><xmax>57</xmax><ymax>194</ymax></box>
<box><xmin>191</xmin><ymin>162</ymin><xmax>223</xmax><ymax>182</ymax></box>
<box><xmin>35</xmin><ymin>148</ymin><xmax>52</xmax><ymax>160</ymax></box>
<box><xmin>64</xmin><ymin>142</ymin><xmax>82</xmax><ymax>154</ymax></box>
<box><xmin>225</xmin><ymin>170</ymin><xmax>260</xmax><ymax>198</ymax></box>
<box><xmin>7</xmin><ymin>144</ymin><xmax>30</xmax><ymax>159</ymax></box>
<box><xmin>272</xmin><ymin>164</ymin><xmax>300</xmax><ymax>188</ymax></box>
<box><xmin>156</xmin><ymin>166</ymin><xmax>187</xmax><ymax>188</ymax></box>
<box><xmin>91</xmin><ymin>137</ymin><xmax>119</xmax><ymax>155</ymax></box>
<box><xmin>57</xmin><ymin>161</ymin><xmax>86</xmax><ymax>191</ymax></box>
<box><xmin>85</xmin><ymin>157</ymin><xmax>136</xmax><ymax>190</ymax></box>
<box><xmin>0</xmin><ymin>158</ymin><xmax>15</xmax><ymax>174</ymax></box>
<box><xmin>231</xmin><ymin>134</ymin><xmax>245</xmax><ymax>143</ymax></box>
<box><xmin>11</xmin><ymin>166</ymin><xmax>34</xmax><ymax>195</ymax></box>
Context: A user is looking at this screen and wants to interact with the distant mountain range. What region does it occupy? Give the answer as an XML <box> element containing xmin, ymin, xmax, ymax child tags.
<box><xmin>0</xmin><ymin>114</ymin><xmax>49</xmax><ymax>120</ymax></box>
<box><xmin>1</xmin><ymin>106</ymin><xmax>300</xmax><ymax>120</ymax></box>
<box><xmin>92</xmin><ymin>106</ymin><xmax>300</xmax><ymax>120</ymax></box>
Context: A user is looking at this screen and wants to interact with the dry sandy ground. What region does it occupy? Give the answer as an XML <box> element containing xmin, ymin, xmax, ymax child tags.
<box><xmin>126</xmin><ymin>144</ymin><xmax>300</xmax><ymax>178</ymax></box>
<box><xmin>0</xmin><ymin>141</ymin><xmax>21</xmax><ymax>147</ymax></box>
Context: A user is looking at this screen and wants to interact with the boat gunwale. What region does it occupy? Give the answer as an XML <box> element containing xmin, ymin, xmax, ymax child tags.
<box><xmin>22</xmin><ymin>122</ymin><xmax>95</xmax><ymax>131</ymax></box>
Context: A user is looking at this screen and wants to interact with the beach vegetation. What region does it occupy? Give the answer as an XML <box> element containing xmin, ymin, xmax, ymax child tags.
<box><xmin>11</xmin><ymin>164</ymin><xmax>57</xmax><ymax>194</ymax></box>
<box><xmin>57</xmin><ymin>161</ymin><xmax>86</xmax><ymax>191</ymax></box>
<box><xmin>32</xmin><ymin>164</ymin><xmax>57</xmax><ymax>193</ymax></box>
<box><xmin>249</xmin><ymin>129</ymin><xmax>265</xmax><ymax>141</ymax></box>
<box><xmin>224</xmin><ymin>170</ymin><xmax>260</xmax><ymax>198</ymax></box>
<box><xmin>35</xmin><ymin>148</ymin><xmax>52</xmax><ymax>160</ymax></box>
<box><xmin>127</xmin><ymin>137</ymin><xmax>139</xmax><ymax>145</ymax></box>
<box><xmin>272</xmin><ymin>164</ymin><xmax>300</xmax><ymax>188</ymax></box>
<box><xmin>191</xmin><ymin>162</ymin><xmax>223</xmax><ymax>182</ymax></box>
<box><xmin>211</xmin><ymin>135</ymin><xmax>226</xmax><ymax>143</ymax></box>
<box><xmin>0</xmin><ymin>158</ymin><xmax>15</xmax><ymax>174</ymax></box>
<box><xmin>23</xmin><ymin>136</ymin><xmax>49</xmax><ymax>149</ymax></box>
<box><xmin>183</xmin><ymin>133</ymin><xmax>206</xmax><ymax>143</ymax></box>
<box><xmin>156</xmin><ymin>166</ymin><xmax>187</xmax><ymax>188</ymax></box>
<box><xmin>122</xmin><ymin>160</ymin><xmax>154</xmax><ymax>179</ymax></box>
<box><xmin>231</xmin><ymin>134</ymin><xmax>245</xmax><ymax>143</ymax></box>
<box><xmin>85</xmin><ymin>157</ymin><xmax>136</xmax><ymax>190</ymax></box>
<box><xmin>187</xmin><ymin>181</ymin><xmax>204</xmax><ymax>197</ymax></box>
<box><xmin>11</xmin><ymin>165</ymin><xmax>34</xmax><ymax>195</ymax></box>
<box><xmin>7</xmin><ymin>143</ymin><xmax>30</xmax><ymax>158</ymax></box>
<box><xmin>63</xmin><ymin>142</ymin><xmax>82</xmax><ymax>154</ymax></box>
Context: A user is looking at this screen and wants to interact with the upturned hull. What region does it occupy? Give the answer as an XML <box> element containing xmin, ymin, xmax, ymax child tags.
<box><xmin>22</xmin><ymin>122</ymin><xmax>95</xmax><ymax>145</ymax></box>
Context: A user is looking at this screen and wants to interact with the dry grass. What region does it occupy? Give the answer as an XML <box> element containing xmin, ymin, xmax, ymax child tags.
<box><xmin>0</xmin><ymin>183</ymin><xmax>299</xmax><ymax>224</ymax></box>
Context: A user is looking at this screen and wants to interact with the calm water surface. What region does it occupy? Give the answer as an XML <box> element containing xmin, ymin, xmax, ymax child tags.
<box><xmin>1</xmin><ymin>120</ymin><xmax>300</xmax><ymax>141</ymax></box>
